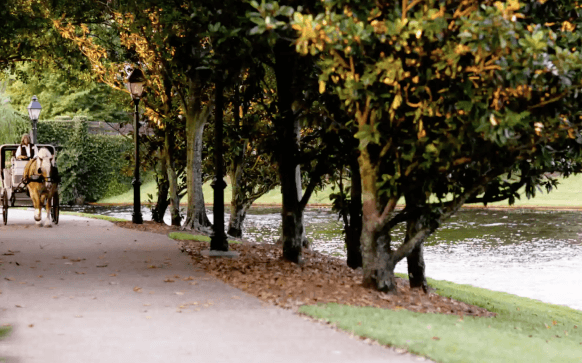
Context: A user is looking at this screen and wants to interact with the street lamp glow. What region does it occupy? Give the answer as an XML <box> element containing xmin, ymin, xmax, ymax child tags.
<box><xmin>27</xmin><ymin>95</ymin><xmax>42</xmax><ymax>120</ymax></box>
<box><xmin>125</xmin><ymin>68</ymin><xmax>146</xmax><ymax>99</ymax></box>
<box><xmin>27</xmin><ymin>96</ymin><xmax>42</xmax><ymax>144</ymax></box>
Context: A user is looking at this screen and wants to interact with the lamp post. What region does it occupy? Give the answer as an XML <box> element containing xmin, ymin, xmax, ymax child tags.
<box><xmin>126</xmin><ymin>68</ymin><xmax>146</xmax><ymax>224</ymax></box>
<box><xmin>27</xmin><ymin>96</ymin><xmax>42</xmax><ymax>144</ymax></box>
<box><xmin>210</xmin><ymin>79</ymin><xmax>228</xmax><ymax>251</ymax></box>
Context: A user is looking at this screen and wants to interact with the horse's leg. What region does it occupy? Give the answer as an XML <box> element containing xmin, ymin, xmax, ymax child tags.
<box><xmin>43</xmin><ymin>192</ymin><xmax>52</xmax><ymax>228</ymax></box>
<box><xmin>30</xmin><ymin>187</ymin><xmax>42</xmax><ymax>226</ymax></box>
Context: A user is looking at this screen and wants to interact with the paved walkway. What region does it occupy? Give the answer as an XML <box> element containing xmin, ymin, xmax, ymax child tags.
<box><xmin>0</xmin><ymin>210</ymin><xmax>427</xmax><ymax>362</ymax></box>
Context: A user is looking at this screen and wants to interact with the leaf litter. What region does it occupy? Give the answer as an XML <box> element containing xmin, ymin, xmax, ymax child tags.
<box><xmin>114</xmin><ymin>221</ymin><xmax>494</xmax><ymax>317</ymax></box>
<box><xmin>181</xmin><ymin>240</ymin><xmax>495</xmax><ymax>317</ymax></box>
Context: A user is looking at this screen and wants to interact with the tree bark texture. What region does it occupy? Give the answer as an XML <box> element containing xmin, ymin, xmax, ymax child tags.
<box><xmin>227</xmin><ymin>138</ymin><xmax>247</xmax><ymax>237</ymax></box>
<box><xmin>183</xmin><ymin>76</ymin><xmax>212</xmax><ymax>231</ymax></box>
<box><xmin>165</xmin><ymin>127</ymin><xmax>182</xmax><ymax>226</ymax></box>
<box><xmin>406</xmin><ymin>241</ymin><xmax>428</xmax><ymax>292</ymax></box>
<box><xmin>274</xmin><ymin>40</ymin><xmax>305</xmax><ymax>264</ymax></box>
<box><xmin>346</xmin><ymin>158</ymin><xmax>363</xmax><ymax>269</ymax></box>
<box><xmin>151</xmin><ymin>152</ymin><xmax>170</xmax><ymax>224</ymax></box>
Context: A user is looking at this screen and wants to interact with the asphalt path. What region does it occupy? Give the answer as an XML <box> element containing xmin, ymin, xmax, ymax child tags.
<box><xmin>0</xmin><ymin>209</ymin><xmax>428</xmax><ymax>363</ymax></box>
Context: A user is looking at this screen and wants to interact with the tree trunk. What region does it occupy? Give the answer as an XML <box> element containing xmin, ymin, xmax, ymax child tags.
<box><xmin>227</xmin><ymin>137</ymin><xmax>246</xmax><ymax>237</ymax></box>
<box><xmin>165</xmin><ymin>127</ymin><xmax>182</xmax><ymax>226</ymax></box>
<box><xmin>183</xmin><ymin>76</ymin><xmax>212</xmax><ymax>231</ymax></box>
<box><xmin>406</xmin><ymin>241</ymin><xmax>428</xmax><ymax>292</ymax></box>
<box><xmin>403</xmin><ymin>194</ymin><xmax>429</xmax><ymax>292</ymax></box>
<box><xmin>151</xmin><ymin>149</ymin><xmax>170</xmax><ymax>224</ymax></box>
<box><xmin>227</xmin><ymin>202</ymin><xmax>250</xmax><ymax>238</ymax></box>
<box><xmin>346</xmin><ymin>158</ymin><xmax>363</xmax><ymax>269</ymax></box>
<box><xmin>274</xmin><ymin>40</ymin><xmax>304</xmax><ymax>264</ymax></box>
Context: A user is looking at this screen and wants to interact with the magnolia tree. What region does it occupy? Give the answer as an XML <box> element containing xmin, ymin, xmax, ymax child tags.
<box><xmin>292</xmin><ymin>0</ymin><xmax>582</xmax><ymax>291</ymax></box>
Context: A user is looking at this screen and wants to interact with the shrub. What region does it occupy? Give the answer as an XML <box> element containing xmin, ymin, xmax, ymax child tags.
<box><xmin>38</xmin><ymin>120</ymin><xmax>133</xmax><ymax>204</ymax></box>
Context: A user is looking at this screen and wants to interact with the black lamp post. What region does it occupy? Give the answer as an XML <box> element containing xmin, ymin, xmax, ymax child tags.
<box><xmin>210</xmin><ymin>80</ymin><xmax>228</xmax><ymax>251</ymax></box>
<box><xmin>126</xmin><ymin>68</ymin><xmax>146</xmax><ymax>224</ymax></box>
<box><xmin>27</xmin><ymin>95</ymin><xmax>42</xmax><ymax>144</ymax></box>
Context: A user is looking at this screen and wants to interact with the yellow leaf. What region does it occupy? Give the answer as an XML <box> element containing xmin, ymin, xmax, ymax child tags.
<box><xmin>319</xmin><ymin>80</ymin><xmax>326</xmax><ymax>94</ymax></box>
<box><xmin>391</xmin><ymin>94</ymin><xmax>402</xmax><ymax>110</ymax></box>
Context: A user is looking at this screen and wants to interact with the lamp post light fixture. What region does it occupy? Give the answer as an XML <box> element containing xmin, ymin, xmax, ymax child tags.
<box><xmin>27</xmin><ymin>95</ymin><xmax>42</xmax><ymax>144</ymax></box>
<box><xmin>126</xmin><ymin>68</ymin><xmax>146</xmax><ymax>224</ymax></box>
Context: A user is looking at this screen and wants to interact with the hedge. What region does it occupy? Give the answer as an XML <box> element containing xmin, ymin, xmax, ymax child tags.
<box><xmin>37</xmin><ymin>120</ymin><xmax>133</xmax><ymax>204</ymax></box>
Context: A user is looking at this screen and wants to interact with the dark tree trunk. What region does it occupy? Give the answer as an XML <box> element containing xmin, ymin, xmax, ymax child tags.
<box><xmin>227</xmin><ymin>202</ymin><xmax>250</xmax><ymax>238</ymax></box>
<box><xmin>151</xmin><ymin>152</ymin><xmax>169</xmax><ymax>224</ymax></box>
<box><xmin>407</xmin><ymin>243</ymin><xmax>428</xmax><ymax>292</ymax></box>
<box><xmin>404</xmin><ymin>193</ymin><xmax>429</xmax><ymax>292</ymax></box>
<box><xmin>346</xmin><ymin>158</ymin><xmax>363</xmax><ymax>269</ymax></box>
<box><xmin>274</xmin><ymin>40</ymin><xmax>304</xmax><ymax>264</ymax></box>
<box><xmin>227</xmin><ymin>136</ymin><xmax>247</xmax><ymax>237</ymax></box>
<box><xmin>165</xmin><ymin>127</ymin><xmax>182</xmax><ymax>226</ymax></box>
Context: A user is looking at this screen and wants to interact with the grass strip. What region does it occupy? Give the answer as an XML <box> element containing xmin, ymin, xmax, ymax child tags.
<box><xmin>168</xmin><ymin>232</ymin><xmax>241</xmax><ymax>244</ymax></box>
<box><xmin>300</xmin><ymin>277</ymin><xmax>582</xmax><ymax>363</ymax></box>
<box><xmin>0</xmin><ymin>326</ymin><xmax>10</xmax><ymax>340</ymax></box>
<box><xmin>60</xmin><ymin>211</ymin><xmax>129</xmax><ymax>222</ymax></box>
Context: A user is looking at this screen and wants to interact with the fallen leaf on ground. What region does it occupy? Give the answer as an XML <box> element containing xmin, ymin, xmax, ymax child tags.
<box><xmin>143</xmin><ymin>303</ymin><xmax>151</xmax><ymax>306</ymax></box>
<box><xmin>115</xmin><ymin>222</ymin><xmax>496</xmax><ymax>317</ymax></box>
<box><xmin>28</xmin><ymin>324</ymin><xmax>34</xmax><ymax>328</ymax></box>
<box><xmin>15</xmin><ymin>305</ymin><xmax>23</xmax><ymax>308</ymax></box>
<box><xmin>75</xmin><ymin>271</ymin><xmax>85</xmax><ymax>275</ymax></box>
<box><xmin>75</xmin><ymin>315</ymin><xmax>82</xmax><ymax>318</ymax></box>
<box><xmin>4</xmin><ymin>277</ymin><xmax>14</xmax><ymax>281</ymax></box>
<box><xmin>109</xmin><ymin>273</ymin><xmax>117</xmax><ymax>277</ymax></box>
<box><xmin>175</xmin><ymin>292</ymin><xmax>184</xmax><ymax>295</ymax></box>
<box><xmin>133</xmin><ymin>286</ymin><xmax>143</xmax><ymax>293</ymax></box>
<box><xmin>182</xmin><ymin>276</ymin><xmax>195</xmax><ymax>281</ymax></box>
<box><xmin>164</xmin><ymin>278</ymin><xmax>175</xmax><ymax>283</ymax></box>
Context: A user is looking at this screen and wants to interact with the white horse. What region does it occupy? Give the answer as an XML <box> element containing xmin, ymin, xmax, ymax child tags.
<box><xmin>24</xmin><ymin>148</ymin><xmax>57</xmax><ymax>227</ymax></box>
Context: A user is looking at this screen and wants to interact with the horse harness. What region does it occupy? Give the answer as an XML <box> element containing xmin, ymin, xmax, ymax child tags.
<box><xmin>23</xmin><ymin>157</ymin><xmax>58</xmax><ymax>186</ymax></box>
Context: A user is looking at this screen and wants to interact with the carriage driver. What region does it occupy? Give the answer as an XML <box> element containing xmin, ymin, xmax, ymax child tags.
<box><xmin>16</xmin><ymin>133</ymin><xmax>60</xmax><ymax>184</ymax></box>
<box><xmin>15</xmin><ymin>134</ymin><xmax>38</xmax><ymax>161</ymax></box>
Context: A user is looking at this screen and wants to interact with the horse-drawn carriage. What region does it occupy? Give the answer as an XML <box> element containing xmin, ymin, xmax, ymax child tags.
<box><xmin>0</xmin><ymin>144</ymin><xmax>59</xmax><ymax>226</ymax></box>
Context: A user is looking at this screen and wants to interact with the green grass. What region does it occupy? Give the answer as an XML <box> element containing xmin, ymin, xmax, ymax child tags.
<box><xmin>98</xmin><ymin>174</ymin><xmax>582</xmax><ymax>208</ymax></box>
<box><xmin>0</xmin><ymin>326</ymin><xmax>10</xmax><ymax>340</ymax></box>
<box><xmin>300</xmin><ymin>276</ymin><xmax>582</xmax><ymax>363</ymax></box>
<box><xmin>168</xmin><ymin>232</ymin><xmax>241</xmax><ymax>244</ymax></box>
<box><xmin>60</xmin><ymin>211</ymin><xmax>129</xmax><ymax>222</ymax></box>
<box><xmin>97</xmin><ymin>180</ymin><xmax>334</xmax><ymax>206</ymax></box>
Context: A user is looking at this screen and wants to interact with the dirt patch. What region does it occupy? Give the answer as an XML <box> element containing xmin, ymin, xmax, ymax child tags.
<box><xmin>114</xmin><ymin>221</ymin><xmax>495</xmax><ymax>317</ymax></box>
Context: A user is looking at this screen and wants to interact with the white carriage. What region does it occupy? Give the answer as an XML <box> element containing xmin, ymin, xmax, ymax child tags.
<box><xmin>0</xmin><ymin>144</ymin><xmax>59</xmax><ymax>225</ymax></box>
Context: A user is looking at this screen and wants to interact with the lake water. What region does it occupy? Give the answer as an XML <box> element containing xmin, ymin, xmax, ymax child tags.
<box><xmin>67</xmin><ymin>205</ymin><xmax>582</xmax><ymax>311</ymax></box>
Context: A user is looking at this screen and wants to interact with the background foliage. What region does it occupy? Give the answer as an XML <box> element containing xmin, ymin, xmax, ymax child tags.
<box><xmin>37</xmin><ymin>120</ymin><xmax>133</xmax><ymax>204</ymax></box>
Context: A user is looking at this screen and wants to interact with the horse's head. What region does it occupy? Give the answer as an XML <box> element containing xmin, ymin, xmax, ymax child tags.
<box><xmin>36</xmin><ymin>148</ymin><xmax>55</xmax><ymax>188</ymax></box>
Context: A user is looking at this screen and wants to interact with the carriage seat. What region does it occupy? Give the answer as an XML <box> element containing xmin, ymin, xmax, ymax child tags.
<box><xmin>11</xmin><ymin>158</ymin><xmax>29</xmax><ymax>186</ymax></box>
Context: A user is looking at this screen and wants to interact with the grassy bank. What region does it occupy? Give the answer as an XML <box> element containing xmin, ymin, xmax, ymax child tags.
<box><xmin>300</xmin><ymin>276</ymin><xmax>582</xmax><ymax>363</ymax></box>
<box><xmin>97</xmin><ymin>180</ymin><xmax>334</xmax><ymax>206</ymax></box>
<box><xmin>97</xmin><ymin>174</ymin><xmax>582</xmax><ymax>208</ymax></box>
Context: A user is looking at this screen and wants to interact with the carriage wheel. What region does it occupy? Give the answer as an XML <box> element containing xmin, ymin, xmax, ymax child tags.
<box><xmin>52</xmin><ymin>191</ymin><xmax>59</xmax><ymax>224</ymax></box>
<box><xmin>10</xmin><ymin>191</ymin><xmax>15</xmax><ymax>207</ymax></box>
<box><xmin>2</xmin><ymin>190</ymin><xmax>8</xmax><ymax>225</ymax></box>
